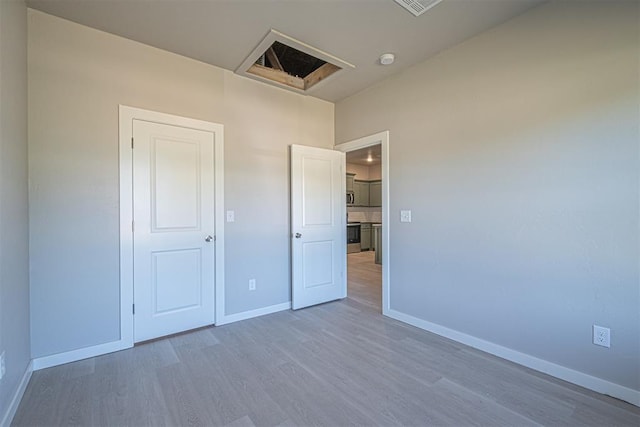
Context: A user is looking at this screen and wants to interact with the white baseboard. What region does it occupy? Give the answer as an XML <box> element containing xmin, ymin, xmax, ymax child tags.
<box><xmin>1</xmin><ymin>360</ymin><xmax>33</xmax><ymax>427</ymax></box>
<box><xmin>32</xmin><ymin>301</ymin><xmax>292</xmax><ymax>370</ymax></box>
<box><xmin>217</xmin><ymin>302</ymin><xmax>291</xmax><ymax>326</ymax></box>
<box><xmin>386</xmin><ymin>309</ymin><xmax>640</xmax><ymax>407</ymax></box>
<box><xmin>32</xmin><ymin>339</ymin><xmax>130</xmax><ymax>371</ymax></box>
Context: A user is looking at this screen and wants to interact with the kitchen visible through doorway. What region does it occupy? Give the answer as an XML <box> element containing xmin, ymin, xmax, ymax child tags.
<box><xmin>345</xmin><ymin>144</ymin><xmax>383</xmax><ymax>311</ymax></box>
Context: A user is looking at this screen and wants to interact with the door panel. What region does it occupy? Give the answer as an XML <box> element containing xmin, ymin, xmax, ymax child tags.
<box><xmin>302</xmin><ymin>240</ymin><xmax>335</xmax><ymax>288</ymax></box>
<box><xmin>133</xmin><ymin>120</ymin><xmax>215</xmax><ymax>342</ymax></box>
<box><xmin>152</xmin><ymin>138</ymin><xmax>201</xmax><ymax>230</ymax></box>
<box><xmin>291</xmin><ymin>145</ymin><xmax>346</xmax><ymax>310</ymax></box>
<box><xmin>303</xmin><ymin>157</ymin><xmax>333</xmax><ymax>226</ymax></box>
<box><xmin>152</xmin><ymin>249</ymin><xmax>202</xmax><ymax>313</ymax></box>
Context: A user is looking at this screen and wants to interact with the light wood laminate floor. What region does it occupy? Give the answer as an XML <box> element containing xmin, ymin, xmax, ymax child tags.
<box><xmin>13</xmin><ymin>251</ymin><xmax>640</xmax><ymax>426</ymax></box>
<box><xmin>346</xmin><ymin>250</ymin><xmax>382</xmax><ymax>310</ymax></box>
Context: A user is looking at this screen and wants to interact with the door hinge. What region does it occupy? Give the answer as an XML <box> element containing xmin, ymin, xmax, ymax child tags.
<box><xmin>132</xmin><ymin>221</ymin><xmax>135</xmax><ymax>232</ymax></box>
<box><xmin>131</xmin><ymin>137</ymin><xmax>134</xmax><ymax>149</ymax></box>
<box><xmin>132</xmin><ymin>304</ymin><xmax>135</xmax><ymax>315</ymax></box>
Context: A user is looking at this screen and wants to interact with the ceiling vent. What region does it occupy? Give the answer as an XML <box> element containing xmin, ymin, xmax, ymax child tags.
<box><xmin>394</xmin><ymin>0</ymin><xmax>444</xmax><ymax>17</ymax></box>
<box><xmin>236</xmin><ymin>30</ymin><xmax>354</xmax><ymax>94</ymax></box>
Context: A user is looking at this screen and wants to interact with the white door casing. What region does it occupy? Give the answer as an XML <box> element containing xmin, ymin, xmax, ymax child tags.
<box><xmin>133</xmin><ymin>120</ymin><xmax>216</xmax><ymax>342</ymax></box>
<box><xmin>291</xmin><ymin>144</ymin><xmax>346</xmax><ymax>310</ymax></box>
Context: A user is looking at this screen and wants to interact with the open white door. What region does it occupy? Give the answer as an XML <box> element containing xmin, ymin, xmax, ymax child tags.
<box><xmin>291</xmin><ymin>144</ymin><xmax>346</xmax><ymax>310</ymax></box>
<box><xmin>133</xmin><ymin>119</ymin><xmax>216</xmax><ymax>342</ymax></box>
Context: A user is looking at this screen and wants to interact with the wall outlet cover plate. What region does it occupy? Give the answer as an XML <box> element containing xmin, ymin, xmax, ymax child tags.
<box><xmin>593</xmin><ymin>325</ymin><xmax>610</xmax><ymax>348</ymax></box>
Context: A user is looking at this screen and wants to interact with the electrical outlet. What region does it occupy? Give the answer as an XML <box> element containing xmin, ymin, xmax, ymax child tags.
<box><xmin>400</xmin><ymin>210</ymin><xmax>412</xmax><ymax>223</ymax></box>
<box><xmin>0</xmin><ymin>351</ymin><xmax>5</xmax><ymax>380</ymax></box>
<box><xmin>593</xmin><ymin>325</ymin><xmax>610</xmax><ymax>348</ymax></box>
<box><xmin>226</xmin><ymin>210</ymin><xmax>235</xmax><ymax>222</ymax></box>
<box><xmin>249</xmin><ymin>279</ymin><xmax>256</xmax><ymax>291</ymax></box>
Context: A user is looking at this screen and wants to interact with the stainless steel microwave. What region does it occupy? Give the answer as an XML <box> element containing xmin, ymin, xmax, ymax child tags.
<box><xmin>346</xmin><ymin>192</ymin><xmax>355</xmax><ymax>205</ymax></box>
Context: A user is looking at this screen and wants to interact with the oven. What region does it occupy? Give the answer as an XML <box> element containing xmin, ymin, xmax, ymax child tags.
<box><xmin>347</xmin><ymin>223</ymin><xmax>361</xmax><ymax>253</ymax></box>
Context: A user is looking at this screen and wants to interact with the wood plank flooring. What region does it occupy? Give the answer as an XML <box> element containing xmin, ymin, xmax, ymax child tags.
<box><xmin>13</xmin><ymin>251</ymin><xmax>640</xmax><ymax>426</ymax></box>
<box><xmin>345</xmin><ymin>251</ymin><xmax>382</xmax><ymax>310</ymax></box>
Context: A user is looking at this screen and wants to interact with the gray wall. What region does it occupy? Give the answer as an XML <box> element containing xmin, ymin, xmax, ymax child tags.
<box><xmin>336</xmin><ymin>1</ymin><xmax>639</xmax><ymax>391</ymax></box>
<box><xmin>0</xmin><ymin>0</ymin><xmax>30</xmax><ymax>420</ymax></box>
<box><xmin>222</xmin><ymin>72</ymin><xmax>334</xmax><ymax>315</ymax></box>
<box><xmin>28</xmin><ymin>10</ymin><xmax>333</xmax><ymax>358</ymax></box>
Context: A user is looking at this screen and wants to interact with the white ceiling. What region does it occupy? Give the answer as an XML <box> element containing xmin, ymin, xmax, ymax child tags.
<box><xmin>26</xmin><ymin>0</ymin><xmax>545</xmax><ymax>102</ymax></box>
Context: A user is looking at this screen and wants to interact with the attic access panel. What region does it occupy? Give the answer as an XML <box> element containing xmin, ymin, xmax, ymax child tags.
<box><xmin>236</xmin><ymin>30</ymin><xmax>354</xmax><ymax>94</ymax></box>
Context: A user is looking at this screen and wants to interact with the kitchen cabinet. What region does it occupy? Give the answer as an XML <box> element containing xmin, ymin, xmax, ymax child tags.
<box><xmin>369</xmin><ymin>180</ymin><xmax>382</xmax><ymax>207</ymax></box>
<box><xmin>354</xmin><ymin>180</ymin><xmax>370</xmax><ymax>207</ymax></box>
<box><xmin>346</xmin><ymin>173</ymin><xmax>355</xmax><ymax>193</ymax></box>
<box><xmin>360</xmin><ymin>223</ymin><xmax>371</xmax><ymax>250</ymax></box>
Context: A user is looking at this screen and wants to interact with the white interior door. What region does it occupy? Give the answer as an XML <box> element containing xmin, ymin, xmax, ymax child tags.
<box><xmin>291</xmin><ymin>144</ymin><xmax>346</xmax><ymax>310</ymax></box>
<box><xmin>133</xmin><ymin>119</ymin><xmax>215</xmax><ymax>342</ymax></box>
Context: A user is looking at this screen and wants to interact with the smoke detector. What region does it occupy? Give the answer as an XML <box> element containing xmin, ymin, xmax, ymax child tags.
<box><xmin>379</xmin><ymin>53</ymin><xmax>395</xmax><ymax>65</ymax></box>
<box><xmin>394</xmin><ymin>0</ymin><xmax>444</xmax><ymax>17</ymax></box>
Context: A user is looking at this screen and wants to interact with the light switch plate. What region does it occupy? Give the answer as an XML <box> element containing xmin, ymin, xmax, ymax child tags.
<box><xmin>226</xmin><ymin>210</ymin><xmax>235</xmax><ymax>222</ymax></box>
<box><xmin>400</xmin><ymin>210</ymin><xmax>412</xmax><ymax>223</ymax></box>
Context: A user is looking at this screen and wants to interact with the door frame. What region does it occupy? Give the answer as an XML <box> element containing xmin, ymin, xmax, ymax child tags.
<box><xmin>334</xmin><ymin>131</ymin><xmax>390</xmax><ymax>315</ymax></box>
<box><xmin>119</xmin><ymin>105</ymin><xmax>225</xmax><ymax>346</ymax></box>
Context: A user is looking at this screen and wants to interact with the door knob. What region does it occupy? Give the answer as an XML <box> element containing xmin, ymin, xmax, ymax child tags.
<box><xmin>205</xmin><ymin>235</ymin><xmax>214</xmax><ymax>242</ymax></box>
<box><xmin>295</xmin><ymin>233</ymin><xmax>302</xmax><ymax>239</ymax></box>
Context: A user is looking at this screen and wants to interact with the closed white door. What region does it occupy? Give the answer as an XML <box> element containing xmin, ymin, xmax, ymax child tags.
<box><xmin>291</xmin><ymin>144</ymin><xmax>346</xmax><ymax>310</ymax></box>
<box><xmin>133</xmin><ymin>119</ymin><xmax>215</xmax><ymax>342</ymax></box>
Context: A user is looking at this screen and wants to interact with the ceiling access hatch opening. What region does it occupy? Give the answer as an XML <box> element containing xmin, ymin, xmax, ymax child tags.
<box><xmin>236</xmin><ymin>30</ymin><xmax>354</xmax><ymax>94</ymax></box>
<box><xmin>255</xmin><ymin>41</ymin><xmax>340</xmax><ymax>90</ymax></box>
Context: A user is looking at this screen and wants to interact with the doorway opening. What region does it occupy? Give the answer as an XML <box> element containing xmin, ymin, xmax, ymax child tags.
<box><xmin>346</xmin><ymin>145</ymin><xmax>382</xmax><ymax>310</ymax></box>
<box><xmin>334</xmin><ymin>131</ymin><xmax>389</xmax><ymax>315</ymax></box>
